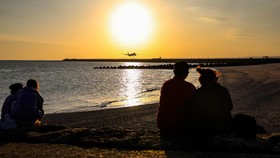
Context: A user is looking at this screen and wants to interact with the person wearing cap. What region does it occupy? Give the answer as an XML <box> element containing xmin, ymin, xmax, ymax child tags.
<box><xmin>12</xmin><ymin>79</ymin><xmax>44</xmax><ymax>125</ymax></box>
<box><xmin>191</xmin><ymin>67</ymin><xmax>233</xmax><ymax>134</ymax></box>
<box><xmin>157</xmin><ymin>61</ymin><xmax>196</xmax><ymax>134</ymax></box>
<box><xmin>1</xmin><ymin>83</ymin><xmax>23</xmax><ymax>122</ymax></box>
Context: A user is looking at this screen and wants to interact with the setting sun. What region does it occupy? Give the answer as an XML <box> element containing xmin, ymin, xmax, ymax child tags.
<box><xmin>0</xmin><ymin>0</ymin><xmax>280</xmax><ymax>59</ymax></box>
<box><xmin>109</xmin><ymin>2</ymin><xmax>154</xmax><ymax>47</ymax></box>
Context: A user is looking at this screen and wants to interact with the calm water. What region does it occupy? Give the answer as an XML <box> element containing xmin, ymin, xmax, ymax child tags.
<box><xmin>0</xmin><ymin>61</ymin><xmax>200</xmax><ymax>115</ymax></box>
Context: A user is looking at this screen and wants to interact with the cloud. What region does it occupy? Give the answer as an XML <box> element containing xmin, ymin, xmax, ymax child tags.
<box><xmin>223</xmin><ymin>28</ymin><xmax>254</xmax><ymax>40</ymax></box>
<box><xmin>199</xmin><ymin>16</ymin><xmax>227</xmax><ymax>23</ymax></box>
<box><xmin>183</xmin><ymin>6</ymin><xmax>201</xmax><ymax>11</ymax></box>
<box><xmin>0</xmin><ymin>34</ymin><xmax>69</xmax><ymax>45</ymax></box>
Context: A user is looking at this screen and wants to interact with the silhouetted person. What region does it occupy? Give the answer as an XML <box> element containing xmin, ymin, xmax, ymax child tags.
<box><xmin>157</xmin><ymin>61</ymin><xmax>196</xmax><ymax>134</ymax></box>
<box><xmin>1</xmin><ymin>83</ymin><xmax>23</xmax><ymax>122</ymax></box>
<box><xmin>191</xmin><ymin>68</ymin><xmax>233</xmax><ymax>135</ymax></box>
<box><xmin>12</xmin><ymin>79</ymin><xmax>44</xmax><ymax>125</ymax></box>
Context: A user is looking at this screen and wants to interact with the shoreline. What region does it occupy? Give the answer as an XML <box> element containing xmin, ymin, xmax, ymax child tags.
<box><xmin>42</xmin><ymin>63</ymin><xmax>280</xmax><ymax>133</ymax></box>
<box><xmin>1</xmin><ymin>63</ymin><xmax>279</xmax><ymax>157</ymax></box>
<box><xmin>43</xmin><ymin>103</ymin><xmax>159</xmax><ymax>130</ymax></box>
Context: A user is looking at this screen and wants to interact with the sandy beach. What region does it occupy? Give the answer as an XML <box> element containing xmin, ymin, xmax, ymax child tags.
<box><xmin>218</xmin><ymin>63</ymin><xmax>279</xmax><ymax>132</ymax></box>
<box><xmin>1</xmin><ymin>63</ymin><xmax>279</xmax><ymax>157</ymax></box>
<box><xmin>42</xmin><ymin>63</ymin><xmax>280</xmax><ymax>133</ymax></box>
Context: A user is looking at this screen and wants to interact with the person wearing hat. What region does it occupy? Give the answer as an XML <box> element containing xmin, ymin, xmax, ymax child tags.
<box><xmin>190</xmin><ymin>67</ymin><xmax>233</xmax><ymax>135</ymax></box>
<box><xmin>157</xmin><ymin>61</ymin><xmax>196</xmax><ymax>134</ymax></box>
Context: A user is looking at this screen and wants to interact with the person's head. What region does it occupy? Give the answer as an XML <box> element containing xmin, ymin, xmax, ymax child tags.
<box><xmin>9</xmin><ymin>83</ymin><xmax>23</xmax><ymax>94</ymax></box>
<box><xmin>26</xmin><ymin>79</ymin><xmax>39</xmax><ymax>90</ymax></box>
<box><xmin>196</xmin><ymin>68</ymin><xmax>220</xmax><ymax>86</ymax></box>
<box><xmin>173</xmin><ymin>61</ymin><xmax>190</xmax><ymax>79</ymax></box>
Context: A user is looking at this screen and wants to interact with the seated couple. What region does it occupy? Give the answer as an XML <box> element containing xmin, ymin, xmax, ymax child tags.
<box><xmin>1</xmin><ymin>79</ymin><xmax>44</xmax><ymax>129</ymax></box>
<box><xmin>157</xmin><ymin>61</ymin><xmax>233</xmax><ymax>135</ymax></box>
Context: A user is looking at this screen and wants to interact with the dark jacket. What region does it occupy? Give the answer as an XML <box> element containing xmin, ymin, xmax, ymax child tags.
<box><xmin>190</xmin><ymin>83</ymin><xmax>233</xmax><ymax>134</ymax></box>
<box><xmin>157</xmin><ymin>76</ymin><xmax>196</xmax><ymax>133</ymax></box>
<box><xmin>12</xmin><ymin>87</ymin><xmax>44</xmax><ymax>123</ymax></box>
<box><xmin>1</xmin><ymin>94</ymin><xmax>17</xmax><ymax>122</ymax></box>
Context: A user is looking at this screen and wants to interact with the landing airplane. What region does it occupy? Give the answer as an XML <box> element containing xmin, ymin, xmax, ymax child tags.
<box><xmin>124</xmin><ymin>52</ymin><xmax>138</xmax><ymax>57</ymax></box>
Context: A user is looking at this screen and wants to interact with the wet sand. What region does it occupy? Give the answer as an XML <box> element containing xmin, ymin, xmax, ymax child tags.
<box><xmin>1</xmin><ymin>63</ymin><xmax>279</xmax><ymax>157</ymax></box>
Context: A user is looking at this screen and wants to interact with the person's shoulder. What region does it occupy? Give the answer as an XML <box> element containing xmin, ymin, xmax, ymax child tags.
<box><xmin>5</xmin><ymin>94</ymin><xmax>13</xmax><ymax>99</ymax></box>
<box><xmin>217</xmin><ymin>83</ymin><xmax>228</xmax><ymax>90</ymax></box>
<box><xmin>215</xmin><ymin>84</ymin><xmax>230</xmax><ymax>94</ymax></box>
<box><xmin>19</xmin><ymin>87</ymin><xmax>30</xmax><ymax>93</ymax></box>
<box><xmin>4</xmin><ymin>94</ymin><xmax>15</xmax><ymax>101</ymax></box>
<box><xmin>184</xmin><ymin>81</ymin><xmax>196</xmax><ymax>89</ymax></box>
<box><xmin>162</xmin><ymin>78</ymin><xmax>175</xmax><ymax>85</ymax></box>
<box><xmin>194</xmin><ymin>87</ymin><xmax>203</xmax><ymax>94</ymax></box>
<box><xmin>196</xmin><ymin>86</ymin><xmax>202</xmax><ymax>90</ymax></box>
<box><xmin>185</xmin><ymin>81</ymin><xmax>195</xmax><ymax>86</ymax></box>
<box><xmin>25</xmin><ymin>87</ymin><xmax>39</xmax><ymax>93</ymax></box>
<box><xmin>165</xmin><ymin>78</ymin><xmax>174</xmax><ymax>82</ymax></box>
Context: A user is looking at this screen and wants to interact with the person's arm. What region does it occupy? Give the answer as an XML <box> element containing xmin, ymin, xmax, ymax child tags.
<box><xmin>37</xmin><ymin>95</ymin><xmax>44</xmax><ymax>116</ymax></box>
<box><xmin>224</xmin><ymin>88</ymin><xmax>233</xmax><ymax>111</ymax></box>
<box><xmin>1</xmin><ymin>96</ymin><xmax>12</xmax><ymax>120</ymax></box>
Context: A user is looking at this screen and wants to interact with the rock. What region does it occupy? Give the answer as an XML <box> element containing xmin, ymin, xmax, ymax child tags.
<box><xmin>0</xmin><ymin>125</ymin><xmax>279</xmax><ymax>154</ymax></box>
<box><xmin>258</xmin><ymin>133</ymin><xmax>280</xmax><ymax>153</ymax></box>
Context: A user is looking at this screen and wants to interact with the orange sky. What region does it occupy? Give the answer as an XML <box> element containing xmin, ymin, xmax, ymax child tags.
<box><xmin>0</xmin><ymin>0</ymin><xmax>279</xmax><ymax>60</ymax></box>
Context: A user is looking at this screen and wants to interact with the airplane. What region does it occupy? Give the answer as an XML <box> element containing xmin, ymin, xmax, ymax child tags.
<box><xmin>124</xmin><ymin>52</ymin><xmax>138</xmax><ymax>57</ymax></box>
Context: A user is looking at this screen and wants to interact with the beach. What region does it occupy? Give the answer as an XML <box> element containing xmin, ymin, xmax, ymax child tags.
<box><xmin>42</xmin><ymin>63</ymin><xmax>280</xmax><ymax>132</ymax></box>
<box><xmin>218</xmin><ymin>63</ymin><xmax>279</xmax><ymax>133</ymax></box>
<box><xmin>1</xmin><ymin>63</ymin><xmax>279</xmax><ymax>157</ymax></box>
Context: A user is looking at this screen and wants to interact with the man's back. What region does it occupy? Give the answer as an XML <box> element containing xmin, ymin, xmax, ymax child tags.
<box><xmin>157</xmin><ymin>76</ymin><xmax>196</xmax><ymax>133</ymax></box>
<box><xmin>13</xmin><ymin>87</ymin><xmax>44</xmax><ymax>121</ymax></box>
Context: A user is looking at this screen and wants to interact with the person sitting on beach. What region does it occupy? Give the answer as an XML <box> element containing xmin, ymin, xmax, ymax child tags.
<box><xmin>1</xmin><ymin>83</ymin><xmax>23</xmax><ymax>122</ymax></box>
<box><xmin>157</xmin><ymin>61</ymin><xmax>196</xmax><ymax>134</ymax></box>
<box><xmin>190</xmin><ymin>67</ymin><xmax>233</xmax><ymax>134</ymax></box>
<box><xmin>11</xmin><ymin>79</ymin><xmax>44</xmax><ymax>126</ymax></box>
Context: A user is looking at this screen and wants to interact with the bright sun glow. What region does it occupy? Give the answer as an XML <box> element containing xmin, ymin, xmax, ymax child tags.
<box><xmin>109</xmin><ymin>2</ymin><xmax>154</xmax><ymax>46</ymax></box>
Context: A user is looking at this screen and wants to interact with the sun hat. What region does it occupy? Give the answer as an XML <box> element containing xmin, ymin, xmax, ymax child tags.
<box><xmin>196</xmin><ymin>67</ymin><xmax>221</xmax><ymax>79</ymax></box>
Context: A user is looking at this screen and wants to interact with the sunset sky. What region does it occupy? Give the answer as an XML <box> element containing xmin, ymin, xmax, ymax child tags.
<box><xmin>0</xmin><ymin>0</ymin><xmax>279</xmax><ymax>60</ymax></box>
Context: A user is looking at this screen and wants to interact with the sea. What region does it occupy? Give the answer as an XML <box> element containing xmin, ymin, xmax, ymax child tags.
<box><xmin>0</xmin><ymin>61</ymin><xmax>200</xmax><ymax>115</ymax></box>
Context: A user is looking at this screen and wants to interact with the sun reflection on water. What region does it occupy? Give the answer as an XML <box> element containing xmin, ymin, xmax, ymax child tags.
<box><xmin>122</xmin><ymin>62</ymin><xmax>142</xmax><ymax>66</ymax></box>
<box><xmin>120</xmin><ymin>69</ymin><xmax>142</xmax><ymax>106</ymax></box>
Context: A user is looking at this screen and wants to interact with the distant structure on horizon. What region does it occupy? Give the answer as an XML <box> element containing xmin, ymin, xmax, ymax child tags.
<box><xmin>152</xmin><ymin>57</ymin><xmax>161</xmax><ymax>60</ymax></box>
<box><xmin>62</xmin><ymin>56</ymin><xmax>280</xmax><ymax>65</ymax></box>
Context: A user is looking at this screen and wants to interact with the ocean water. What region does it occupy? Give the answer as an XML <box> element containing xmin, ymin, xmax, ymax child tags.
<box><xmin>0</xmin><ymin>61</ymin><xmax>200</xmax><ymax>114</ymax></box>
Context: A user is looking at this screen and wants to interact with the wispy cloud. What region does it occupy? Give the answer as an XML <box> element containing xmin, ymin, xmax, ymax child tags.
<box><xmin>199</xmin><ymin>16</ymin><xmax>227</xmax><ymax>23</ymax></box>
<box><xmin>0</xmin><ymin>34</ymin><xmax>72</xmax><ymax>45</ymax></box>
<box><xmin>0</xmin><ymin>34</ymin><xmax>31</xmax><ymax>43</ymax></box>
<box><xmin>223</xmin><ymin>28</ymin><xmax>254</xmax><ymax>40</ymax></box>
<box><xmin>183</xmin><ymin>6</ymin><xmax>201</xmax><ymax>11</ymax></box>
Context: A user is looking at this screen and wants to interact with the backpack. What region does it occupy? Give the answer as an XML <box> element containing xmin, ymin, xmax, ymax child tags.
<box><xmin>232</xmin><ymin>114</ymin><xmax>257</xmax><ymax>139</ymax></box>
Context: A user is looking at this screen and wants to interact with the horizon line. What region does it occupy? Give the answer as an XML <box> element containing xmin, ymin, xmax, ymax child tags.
<box><xmin>0</xmin><ymin>56</ymin><xmax>279</xmax><ymax>62</ymax></box>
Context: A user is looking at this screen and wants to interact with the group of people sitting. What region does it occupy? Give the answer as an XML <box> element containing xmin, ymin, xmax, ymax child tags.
<box><xmin>0</xmin><ymin>62</ymin><xmax>254</xmax><ymax>137</ymax></box>
<box><xmin>1</xmin><ymin>79</ymin><xmax>44</xmax><ymax>129</ymax></box>
<box><xmin>157</xmin><ymin>61</ymin><xmax>233</xmax><ymax>135</ymax></box>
